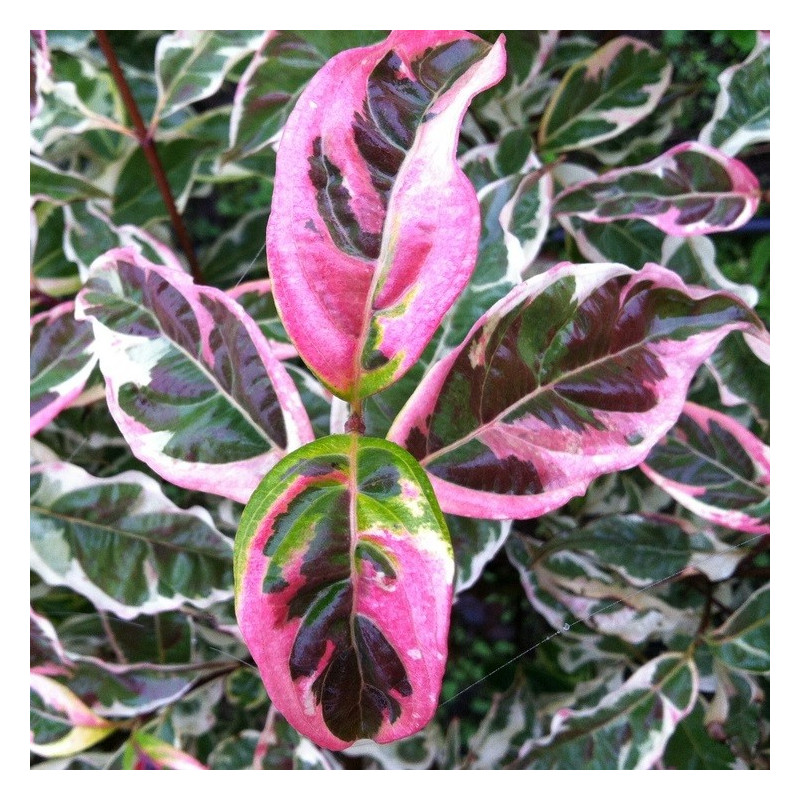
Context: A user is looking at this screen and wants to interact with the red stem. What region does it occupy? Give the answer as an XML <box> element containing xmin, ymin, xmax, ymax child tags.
<box><xmin>94</xmin><ymin>30</ymin><xmax>203</xmax><ymax>283</ymax></box>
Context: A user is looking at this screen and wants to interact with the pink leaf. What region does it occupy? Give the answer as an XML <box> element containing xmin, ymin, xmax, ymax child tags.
<box><xmin>267</xmin><ymin>30</ymin><xmax>506</xmax><ymax>400</ymax></box>
<box><xmin>641</xmin><ymin>402</ymin><xmax>770</xmax><ymax>533</ymax></box>
<box><xmin>388</xmin><ymin>262</ymin><xmax>764</xmax><ymax>519</ymax></box>
<box><xmin>553</xmin><ymin>142</ymin><xmax>761</xmax><ymax>236</ymax></box>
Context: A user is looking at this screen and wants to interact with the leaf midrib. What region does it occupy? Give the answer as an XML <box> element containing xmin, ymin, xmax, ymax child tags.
<box><xmin>92</xmin><ymin>285</ymin><xmax>280</xmax><ymax>453</ymax></box>
<box><xmin>543</xmin><ymin>49</ymin><xmax>665</xmax><ymax>145</ymax></box>
<box><xmin>421</xmin><ymin>302</ymin><xmax>696</xmax><ymax>467</ymax></box>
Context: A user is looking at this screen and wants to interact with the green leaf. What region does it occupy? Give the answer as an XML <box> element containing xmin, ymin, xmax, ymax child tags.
<box><xmin>112</xmin><ymin>139</ymin><xmax>209</xmax><ymax>227</ymax></box>
<box><xmin>708</xmin><ymin>585</ymin><xmax>769</xmax><ymax>674</ymax></box>
<box><xmin>31</xmin><ymin>156</ymin><xmax>109</xmax><ymax>204</ymax></box>
<box><xmin>512</xmin><ymin>653</ymin><xmax>698</xmax><ymax>768</ymax></box>
<box><xmin>664</xmin><ymin>702</ymin><xmax>735</xmax><ymax>769</ymax></box>
<box><xmin>30</xmin><ymin>453</ymin><xmax>234</xmax><ymax>618</ymax></box>
<box><xmin>153</xmin><ymin>30</ymin><xmax>263</xmax><ymax>125</ymax></box>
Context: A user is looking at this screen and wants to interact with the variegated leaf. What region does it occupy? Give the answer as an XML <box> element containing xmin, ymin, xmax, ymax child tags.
<box><xmin>66</xmin><ymin>657</ymin><xmax>226</xmax><ymax>719</ymax></box>
<box><xmin>234</xmin><ymin>435</ymin><xmax>453</xmax><ymax>750</ymax></box>
<box><xmin>511</xmin><ymin>653</ymin><xmax>699</xmax><ymax>769</ymax></box>
<box><xmin>345</xmin><ymin>724</ymin><xmax>442</xmax><ymax>769</ymax></box>
<box><xmin>560</xmin><ymin>215</ymin><xmax>665</xmax><ymax>268</ymax></box>
<box><xmin>471</xmin><ymin>31</ymin><xmax>558</xmax><ymax>133</ymax></box>
<box><xmin>463</xmin><ymin>674</ymin><xmax>538</xmax><ymax>768</ymax></box>
<box><xmin>75</xmin><ymin>248</ymin><xmax>313</xmax><ymax>502</ymax></box>
<box><xmin>448</xmin><ymin>514</ymin><xmax>512</xmax><ymax>593</ymax></box>
<box><xmin>539</xmin><ymin>37</ymin><xmax>672</xmax><ymax>153</ymax></box>
<box><xmin>700</xmin><ymin>32</ymin><xmax>770</xmax><ymax>157</ymax></box>
<box><xmin>122</xmin><ymin>732</ymin><xmax>207</xmax><ymax>770</ymax></box>
<box><xmin>30</xmin><ymin>456</ymin><xmax>234</xmax><ymax>618</ymax></box>
<box><xmin>708</xmin><ymin>585</ymin><xmax>769</xmax><ymax>675</ymax></box>
<box><xmin>662</xmin><ymin>235</ymin><xmax>758</xmax><ymax>307</ymax></box>
<box><xmin>362</xmin><ymin>147</ymin><xmax>552</xmax><ymax>440</ymax></box>
<box><xmin>506</xmin><ymin>524</ymin><xmax>698</xmax><ymax>644</ymax></box>
<box><xmin>30</xmin><ymin>302</ymin><xmax>97</xmax><ymax>436</ymax></box>
<box><xmin>30</xmin><ymin>48</ymin><xmax>125</xmax><ymax>152</ymax></box>
<box><xmin>30</xmin><ymin>673</ymin><xmax>116</xmax><ymax>758</ymax></box>
<box><xmin>64</xmin><ymin>200</ymin><xmax>186</xmax><ymax>280</ymax></box>
<box><xmin>707</xmin><ymin>332</ymin><xmax>770</xmax><ymax>421</ymax></box>
<box><xmin>227</xmin><ymin>279</ymin><xmax>295</xmax><ymax>358</ymax></box>
<box><xmin>641</xmin><ymin>402</ymin><xmax>769</xmax><ymax>534</ymax></box>
<box><xmin>152</xmin><ymin>30</ymin><xmax>263</xmax><ymax>126</ymax></box>
<box><xmin>30</xmin><ymin>608</ymin><xmax>71</xmax><ymax>676</ymax></box>
<box><xmin>30</xmin><ymin>155</ymin><xmax>109</xmax><ymax>204</ymax></box>
<box><xmin>267</xmin><ymin>30</ymin><xmax>507</xmax><ymax>400</ymax></box>
<box><xmin>30</xmin><ymin>30</ymin><xmax>50</xmax><ymax>119</ymax></box>
<box><xmin>389</xmin><ymin>262</ymin><xmax>762</xmax><ymax>519</ymax></box>
<box><xmin>553</xmin><ymin>142</ymin><xmax>760</xmax><ymax>236</ymax></box>
<box><xmin>226</xmin><ymin>31</ymin><xmax>387</xmax><ymax>162</ymax></box>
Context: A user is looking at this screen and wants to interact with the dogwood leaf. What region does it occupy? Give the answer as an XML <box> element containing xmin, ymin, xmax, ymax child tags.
<box><xmin>641</xmin><ymin>402</ymin><xmax>770</xmax><ymax>533</ymax></box>
<box><xmin>267</xmin><ymin>30</ymin><xmax>506</xmax><ymax>400</ymax></box>
<box><xmin>553</xmin><ymin>142</ymin><xmax>760</xmax><ymax>236</ymax></box>
<box><xmin>234</xmin><ymin>434</ymin><xmax>453</xmax><ymax>750</ymax></box>
<box><xmin>76</xmin><ymin>248</ymin><xmax>313</xmax><ymax>502</ymax></box>
<box><xmin>389</xmin><ymin>262</ymin><xmax>762</xmax><ymax>519</ymax></box>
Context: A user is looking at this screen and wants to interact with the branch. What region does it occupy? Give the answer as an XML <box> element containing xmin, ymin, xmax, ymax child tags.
<box><xmin>94</xmin><ymin>30</ymin><xmax>203</xmax><ymax>283</ymax></box>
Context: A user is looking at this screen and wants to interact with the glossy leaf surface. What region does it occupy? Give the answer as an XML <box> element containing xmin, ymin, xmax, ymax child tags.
<box><xmin>30</xmin><ymin>302</ymin><xmax>97</xmax><ymax>435</ymax></box>
<box><xmin>553</xmin><ymin>142</ymin><xmax>760</xmax><ymax>236</ymax></box>
<box><xmin>641</xmin><ymin>402</ymin><xmax>769</xmax><ymax>533</ymax></box>
<box><xmin>389</xmin><ymin>262</ymin><xmax>762</xmax><ymax>519</ymax></box>
<box><xmin>700</xmin><ymin>33</ymin><xmax>770</xmax><ymax>157</ymax></box>
<box><xmin>235</xmin><ymin>435</ymin><xmax>453</xmax><ymax>750</ymax></box>
<box><xmin>31</xmin><ymin>454</ymin><xmax>234</xmax><ymax>619</ymax></box>
<box><xmin>267</xmin><ymin>30</ymin><xmax>506</xmax><ymax>400</ymax></box>
<box><xmin>75</xmin><ymin>248</ymin><xmax>313</xmax><ymax>502</ymax></box>
<box><xmin>539</xmin><ymin>37</ymin><xmax>671</xmax><ymax>152</ymax></box>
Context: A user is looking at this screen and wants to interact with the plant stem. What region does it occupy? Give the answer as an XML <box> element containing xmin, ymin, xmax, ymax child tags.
<box><xmin>98</xmin><ymin>608</ymin><xmax>128</xmax><ymax>665</ymax></box>
<box><xmin>94</xmin><ymin>30</ymin><xmax>203</xmax><ymax>284</ymax></box>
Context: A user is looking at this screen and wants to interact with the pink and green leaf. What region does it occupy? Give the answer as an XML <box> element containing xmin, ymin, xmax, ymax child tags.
<box><xmin>234</xmin><ymin>434</ymin><xmax>453</xmax><ymax>750</ymax></box>
<box><xmin>267</xmin><ymin>30</ymin><xmax>507</xmax><ymax>400</ymax></box>
<box><xmin>553</xmin><ymin>142</ymin><xmax>760</xmax><ymax>236</ymax></box>
<box><xmin>30</xmin><ymin>456</ymin><xmax>234</xmax><ymax>618</ymax></box>
<box><xmin>225</xmin><ymin>31</ymin><xmax>387</xmax><ymax>163</ymax></box>
<box><xmin>30</xmin><ymin>673</ymin><xmax>116</xmax><ymax>758</ymax></box>
<box><xmin>227</xmin><ymin>279</ymin><xmax>296</xmax><ymax>359</ymax></box>
<box><xmin>31</xmin><ymin>301</ymin><xmax>97</xmax><ymax>436</ymax></box>
<box><xmin>389</xmin><ymin>262</ymin><xmax>763</xmax><ymax>519</ymax></box>
<box><xmin>75</xmin><ymin>248</ymin><xmax>313</xmax><ymax>502</ymax></box>
<box><xmin>641</xmin><ymin>402</ymin><xmax>770</xmax><ymax>533</ymax></box>
<box><xmin>539</xmin><ymin>37</ymin><xmax>672</xmax><ymax>153</ymax></box>
<box><xmin>699</xmin><ymin>33</ymin><xmax>770</xmax><ymax>157</ymax></box>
